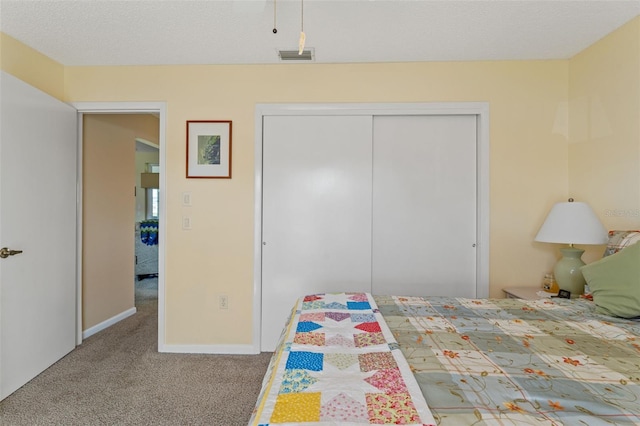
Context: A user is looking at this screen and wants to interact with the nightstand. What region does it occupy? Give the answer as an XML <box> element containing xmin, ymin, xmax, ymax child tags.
<box><xmin>503</xmin><ymin>287</ymin><xmax>556</xmax><ymax>300</ymax></box>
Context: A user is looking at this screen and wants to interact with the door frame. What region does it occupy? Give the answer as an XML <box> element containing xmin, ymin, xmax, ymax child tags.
<box><xmin>253</xmin><ymin>102</ymin><xmax>490</xmax><ymax>351</ymax></box>
<box><xmin>72</xmin><ymin>102</ymin><xmax>167</xmax><ymax>351</ymax></box>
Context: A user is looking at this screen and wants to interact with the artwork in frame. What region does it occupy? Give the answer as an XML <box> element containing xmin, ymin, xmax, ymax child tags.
<box><xmin>186</xmin><ymin>120</ymin><xmax>232</xmax><ymax>178</ymax></box>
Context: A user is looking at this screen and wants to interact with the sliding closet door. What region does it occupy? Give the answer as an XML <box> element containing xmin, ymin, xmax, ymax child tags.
<box><xmin>372</xmin><ymin>115</ymin><xmax>477</xmax><ymax>297</ymax></box>
<box><xmin>261</xmin><ymin>115</ymin><xmax>373</xmax><ymax>351</ymax></box>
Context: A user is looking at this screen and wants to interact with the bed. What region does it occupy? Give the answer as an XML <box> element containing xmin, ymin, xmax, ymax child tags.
<box><xmin>250</xmin><ymin>232</ymin><xmax>640</xmax><ymax>425</ymax></box>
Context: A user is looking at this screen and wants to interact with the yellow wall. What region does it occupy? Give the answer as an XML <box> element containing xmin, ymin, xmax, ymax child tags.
<box><xmin>569</xmin><ymin>17</ymin><xmax>640</xmax><ymax>263</ymax></box>
<box><xmin>64</xmin><ymin>60</ymin><xmax>569</xmax><ymax>345</ymax></box>
<box><xmin>7</xmin><ymin>21</ymin><xmax>636</xmax><ymax>347</ymax></box>
<box><xmin>0</xmin><ymin>33</ymin><xmax>65</xmax><ymax>100</ymax></box>
<box><xmin>83</xmin><ymin>114</ymin><xmax>159</xmax><ymax>330</ymax></box>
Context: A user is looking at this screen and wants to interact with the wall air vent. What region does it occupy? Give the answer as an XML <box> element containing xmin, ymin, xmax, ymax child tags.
<box><xmin>278</xmin><ymin>48</ymin><xmax>314</xmax><ymax>61</ymax></box>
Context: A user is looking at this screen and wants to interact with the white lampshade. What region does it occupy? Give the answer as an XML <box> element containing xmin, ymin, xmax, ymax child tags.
<box><xmin>535</xmin><ymin>200</ymin><xmax>608</xmax><ymax>245</ymax></box>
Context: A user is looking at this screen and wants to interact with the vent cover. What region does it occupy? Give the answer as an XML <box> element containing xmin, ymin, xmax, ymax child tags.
<box><xmin>278</xmin><ymin>49</ymin><xmax>314</xmax><ymax>61</ymax></box>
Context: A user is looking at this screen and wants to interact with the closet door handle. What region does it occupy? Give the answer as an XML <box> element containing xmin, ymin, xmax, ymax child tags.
<box><xmin>0</xmin><ymin>247</ymin><xmax>23</xmax><ymax>259</ymax></box>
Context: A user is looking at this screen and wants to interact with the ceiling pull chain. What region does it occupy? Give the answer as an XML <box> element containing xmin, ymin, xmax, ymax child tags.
<box><xmin>272</xmin><ymin>0</ymin><xmax>277</xmax><ymax>33</ymax></box>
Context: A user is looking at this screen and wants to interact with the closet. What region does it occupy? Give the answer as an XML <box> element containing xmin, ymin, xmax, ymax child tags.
<box><xmin>257</xmin><ymin>104</ymin><xmax>488</xmax><ymax>351</ymax></box>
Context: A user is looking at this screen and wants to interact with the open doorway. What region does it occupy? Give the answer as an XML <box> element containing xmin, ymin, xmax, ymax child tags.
<box><xmin>79</xmin><ymin>110</ymin><xmax>164</xmax><ymax>346</ymax></box>
<box><xmin>135</xmin><ymin>138</ymin><xmax>160</xmax><ymax>310</ymax></box>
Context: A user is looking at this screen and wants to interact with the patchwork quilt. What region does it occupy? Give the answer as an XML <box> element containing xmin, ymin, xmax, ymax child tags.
<box><xmin>250</xmin><ymin>293</ymin><xmax>436</xmax><ymax>425</ymax></box>
<box><xmin>375</xmin><ymin>295</ymin><xmax>640</xmax><ymax>425</ymax></box>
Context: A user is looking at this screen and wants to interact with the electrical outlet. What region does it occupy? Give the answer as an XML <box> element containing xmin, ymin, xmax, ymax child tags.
<box><xmin>219</xmin><ymin>295</ymin><xmax>229</xmax><ymax>310</ymax></box>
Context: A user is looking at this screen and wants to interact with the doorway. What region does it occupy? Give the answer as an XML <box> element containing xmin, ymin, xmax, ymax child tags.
<box><xmin>74</xmin><ymin>102</ymin><xmax>166</xmax><ymax>351</ymax></box>
<box><xmin>135</xmin><ymin>138</ymin><xmax>160</xmax><ymax>311</ymax></box>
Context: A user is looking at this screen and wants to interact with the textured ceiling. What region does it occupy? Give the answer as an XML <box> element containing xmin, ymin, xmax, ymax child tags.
<box><xmin>1</xmin><ymin>0</ymin><xmax>639</xmax><ymax>66</ymax></box>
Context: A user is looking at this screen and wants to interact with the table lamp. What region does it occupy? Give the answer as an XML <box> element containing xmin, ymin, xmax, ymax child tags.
<box><xmin>534</xmin><ymin>198</ymin><xmax>608</xmax><ymax>296</ymax></box>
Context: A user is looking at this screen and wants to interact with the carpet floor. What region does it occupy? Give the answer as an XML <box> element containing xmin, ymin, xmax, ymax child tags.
<box><xmin>0</xmin><ymin>277</ymin><xmax>272</xmax><ymax>426</ymax></box>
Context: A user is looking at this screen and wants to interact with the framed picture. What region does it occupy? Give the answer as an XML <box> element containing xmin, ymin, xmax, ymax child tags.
<box><xmin>186</xmin><ymin>120</ymin><xmax>232</xmax><ymax>178</ymax></box>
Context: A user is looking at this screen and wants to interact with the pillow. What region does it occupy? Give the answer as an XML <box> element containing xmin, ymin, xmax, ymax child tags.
<box><xmin>581</xmin><ymin>241</ymin><xmax>640</xmax><ymax>318</ymax></box>
<box><xmin>603</xmin><ymin>230</ymin><xmax>640</xmax><ymax>257</ymax></box>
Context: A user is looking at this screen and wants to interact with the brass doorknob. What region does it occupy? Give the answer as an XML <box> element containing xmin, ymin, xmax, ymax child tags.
<box><xmin>0</xmin><ymin>247</ymin><xmax>23</xmax><ymax>259</ymax></box>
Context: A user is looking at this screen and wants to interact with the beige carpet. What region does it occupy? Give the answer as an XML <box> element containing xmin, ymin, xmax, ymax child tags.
<box><xmin>0</xmin><ymin>278</ymin><xmax>273</xmax><ymax>426</ymax></box>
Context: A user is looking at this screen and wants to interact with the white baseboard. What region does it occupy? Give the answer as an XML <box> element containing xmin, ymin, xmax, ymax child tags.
<box><xmin>82</xmin><ymin>307</ymin><xmax>137</xmax><ymax>339</ymax></box>
<box><xmin>159</xmin><ymin>343</ymin><xmax>260</xmax><ymax>355</ymax></box>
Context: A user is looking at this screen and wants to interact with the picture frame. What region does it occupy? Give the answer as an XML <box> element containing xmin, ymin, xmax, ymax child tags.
<box><xmin>186</xmin><ymin>120</ymin><xmax>232</xmax><ymax>178</ymax></box>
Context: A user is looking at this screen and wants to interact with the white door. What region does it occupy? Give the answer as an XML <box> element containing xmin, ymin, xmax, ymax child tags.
<box><xmin>0</xmin><ymin>72</ymin><xmax>77</xmax><ymax>400</ymax></box>
<box><xmin>372</xmin><ymin>115</ymin><xmax>477</xmax><ymax>297</ymax></box>
<box><xmin>261</xmin><ymin>115</ymin><xmax>373</xmax><ymax>351</ymax></box>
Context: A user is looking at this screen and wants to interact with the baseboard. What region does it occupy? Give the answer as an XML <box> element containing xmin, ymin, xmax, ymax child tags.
<box><xmin>82</xmin><ymin>307</ymin><xmax>137</xmax><ymax>340</ymax></box>
<box><xmin>159</xmin><ymin>343</ymin><xmax>260</xmax><ymax>355</ymax></box>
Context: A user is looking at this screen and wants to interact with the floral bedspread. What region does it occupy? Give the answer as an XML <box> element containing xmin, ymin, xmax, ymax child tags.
<box><xmin>250</xmin><ymin>293</ymin><xmax>436</xmax><ymax>425</ymax></box>
<box><xmin>374</xmin><ymin>295</ymin><xmax>640</xmax><ymax>425</ymax></box>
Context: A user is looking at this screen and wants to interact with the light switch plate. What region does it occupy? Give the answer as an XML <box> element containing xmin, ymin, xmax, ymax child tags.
<box><xmin>182</xmin><ymin>192</ymin><xmax>192</xmax><ymax>206</ymax></box>
<box><xmin>182</xmin><ymin>216</ymin><xmax>192</xmax><ymax>230</ymax></box>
